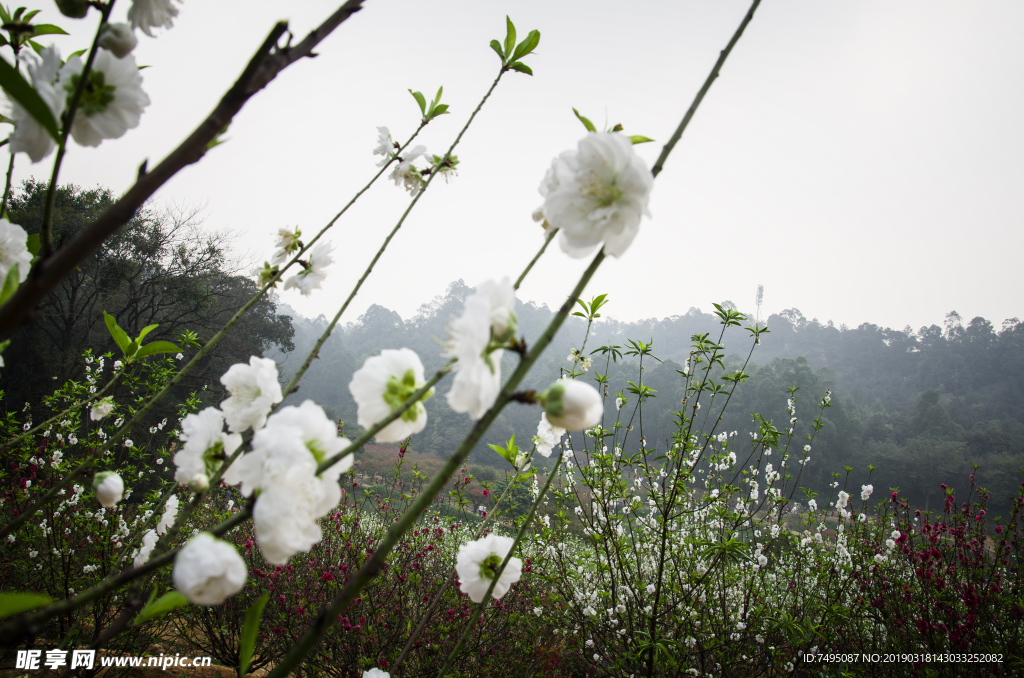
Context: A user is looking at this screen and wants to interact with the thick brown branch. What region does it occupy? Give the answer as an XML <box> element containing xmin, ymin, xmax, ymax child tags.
<box><xmin>0</xmin><ymin>0</ymin><xmax>365</xmax><ymax>336</ymax></box>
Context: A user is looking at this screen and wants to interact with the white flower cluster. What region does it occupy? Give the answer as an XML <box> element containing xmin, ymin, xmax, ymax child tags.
<box><xmin>226</xmin><ymin>399</ymin><xmax>352</xmax><ymax>565</ymax></box>
<box><xmin>168</xmin><ymin>357</ymin><xmax>348</xmax><ymax>592</ymax></box>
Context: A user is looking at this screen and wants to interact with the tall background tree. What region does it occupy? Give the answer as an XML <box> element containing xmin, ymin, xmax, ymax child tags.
<box><xmin>0</xmin><ymin>180</ymin><xmax>295</xmax><ymax>420</ymax></box>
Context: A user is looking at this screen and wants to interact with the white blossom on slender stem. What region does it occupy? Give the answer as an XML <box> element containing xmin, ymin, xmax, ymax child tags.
<box><xmin>172</xmin><ymin>532</ymin><xmax>246</xmax><ymax>605</ymax></box>
<box><xmin>0</xmin><ymin>219</ymin><xmax>33</xmax><ymax>283</ymax></box>
<box><xmin>455</xmin><ymin>533</ymin><xmax>523</xmax><ymax>603</ymax></box>
<box><xmin>58</xmin><ymin>49</ymin><xmax>150</xmax><ymax>148</ymax></box>
<box><xmin>372</xmin><ymin>126</ymin><xmax>393</xmax><ymax>165</ymax></box>
<box><xmin>533</xmin><ymin>413</ymin><xmax>565</xmax><ymax>458</ymax></box>
<box><xmin>388</xmin><ymin>145</ymin><xmax>430</xmax><ymax>196</ymax></box>
<box><xmin>444</xmin><ymin>279</ymin><xmax>518</xmax><ymax>420</ymax></box>
<box><xmin>540</xmin><ymin>379</ymin><xmax>603</xmax><ymax>431</ymax></box>
<box><xmin>8</xmin><ymin>46</ymin><xmax>64</xmax><ymax>163</ymax></box>
<box><xmin>270</xmin><ymin>227</ymin><xmax>301</xmax><ymax>266</ymax></box>
<box><xmin>283</xmin><ymin>241</ymin><xmax>334</xmax><ymax>296</ymax></box>
<box><xmin>155</xmin><ymin>494</ymin><xmax>179</xmax><ymax>536</ymax></box>
<box><xmin>132</xmin><ymin>529</ymin><xmax>158</xmax><ymax>567</ymax></box>
<box><xmin>538</xmin><ymin>132</ymin><xmax>653</xmax><ymax>258</ymax></box>
<box><xmin>445</xmin><ymin>296</ymin><xmax>501</xmax><ymax>419</ymax></box>
<box><xmin>173</xmin><ymin>407</ymin><xmax>243</xmax><ymax>486</ymax></box>
<box><xmin>128</xmin><ymin>0</ymin><xmax>181</xmax><ymax>37</ymax></box>
<box><xmin>349</xmin><ymin>348</ymin><xmax>433</xmax><ymax>442</ymax></box>
<box><xmin>93</xmin><ymin>471</ymin><xmax>124</xmax><ymax>507</ymax></box>
<box><xmin>219</xmin><ymin>357</ymin><xmax>283</xmax><ymax>433</ymax></box>
<box><xmin>362</xmin><ymin>669</ymin><xmax>390</xmax><ymax>678</ymax></box>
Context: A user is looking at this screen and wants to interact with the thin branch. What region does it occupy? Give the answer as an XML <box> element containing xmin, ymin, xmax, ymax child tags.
<box><xmin>649</xmin><ymin>0</ymin><xmax>761</xmax><ymax>179</ymax></box>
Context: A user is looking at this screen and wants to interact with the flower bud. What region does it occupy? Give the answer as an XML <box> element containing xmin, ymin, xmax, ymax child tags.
<box><xmin>188</xmin><ymin>472</ymin><xmax>210</xmax><ymax>493</ymax></box>
<box><xmin>98</xmin><ymin>23</ymin><xmax>138</xmax><ymax>58</ymax></box>
<box><xmin>93</xmin><ymin>471</ymin><xmax>124</xmax><ymax>507</ymax></box>
<box><xmin>55</xmin><ymin>0</ymin><xmax>90</xmax><ymax>18</ymax></box>
<box><xmin>540</xmin><ymin>379</ymin><xmax>603</xmax><ymax>431</ymax></box>
<box><xmin>489</xmin><ymin>307</ymin><xmax>517</xmax><ymax>344</ymax></box>
<box><xmin>173</xmin><ymin>532</ymin><xmax>247</xmax><ymax>605</ymax></box>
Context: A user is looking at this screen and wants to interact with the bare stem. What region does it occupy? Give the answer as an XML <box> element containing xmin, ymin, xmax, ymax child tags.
<box><xmin>650</xmin><ymin>0</ymin><xmax>761</xmax><ymax>179</ymax></box>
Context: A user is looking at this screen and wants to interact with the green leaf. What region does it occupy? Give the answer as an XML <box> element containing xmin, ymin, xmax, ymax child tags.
<box><xmin>205</xmin><ymin>123</ymin><xmax>229</xmax><ymax>150</ymax></box>
<box><xmin>0</xmin><ymin>35</ymin><xmax>8</xmax><ymax>48</ymax></box>
<box><xmin>487</xmin><ymin>443</ymin><xmax>514</xmax><ymax>465</ymax></box>
<box><xmin>68</xmin><ymin>48</ymin><xmax>86</xmax><ymax>58</ymax></box>
<box><xmin>433</xmin><ymin>85</ymin><xmax>443</xmax><ymax>107</ymax></box>
<box><xmin>103</xmin><ymin>311</ymin><xmax>131</xmax><ymax>354</ymax></box>
<box><xmin>0</xmin><ymin>264</ymin><xmax>19</xmax><ymax>305</ymax></box>
<box><xmin>503</xmin><ymin>16</ymin><xmax>516</xmax><ymax>62</ymax></box>
<box><xmin>0</xmin><ymin>56</ymin><xmax>59</xmax><ymax>142</ymax></box>
<box><xmin>508</xmin><ymin>62</ymin><xmax>532</xmax><ymax>76</ymax></box>
<box><xmin>628</xmin><ymin>135</ymin><xmax>655</xmax><ymax>145</ymax></box>
<box><xmin>489</xmin><ymin>39</ymin><xmax>505</xmax><ymax>62</ymax></box>
<box><xmin>0</xmin><ymin>591</ymin><xmax>52</xmax><ymax>619</ymax></box>
<box><xmin>134</xmin><ymin>591</ymin><xmax>189</xmax><ymax>626</ymax></box>
<box><xmin>135</xmin><ymin>323</ymin><xmax>159</xmax><ymax>343</ymax></box>
<box><xmin>0</xmin><ymin>7</ymin><xmax>11</xmax><ymax>24</ymax></box>
<box><xmin>427</xmin><ymin>103</ymin><xmax>448</xmax><ymax>119</ymax></box>
<box><xmin>25</xmin><ymin>233</ymin><xmax>39</xmax><ymax>255</ymax></box>
<box><xmin>572</xmin><ymin>108</ymin><xmax>596</xmax><ymax>133</ymax></box>
<box><xmin>30</xmin><ymin>24</ymin><xmax>69</xmax><ymax>36</ymax></box>
<box><xmin>408</xmin><ymin>89</ymin><xmax>426</xmax><ymax>115</ymax></box>
<box><xmin>23</xmin><ymin>10</ymin><xmax>43</xmax><ymax>22</ymax></box>
<box><xmin>510</xmin><ymin>29</ymin><xmax>541</xmax><ymax>63</ymax></box>
<box><xmin>134</xmin><ymin>341</ymin><xmax>181</xmax><ymax>359</ymax></box>
<box><xmin>238</xmin><ymin>592</ymin><xmax>269</xmax><ymax>678</ymax></box>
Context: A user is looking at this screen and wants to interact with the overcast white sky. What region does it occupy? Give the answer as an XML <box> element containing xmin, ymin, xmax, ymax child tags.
<box><xmin>11</xmin><ymin>0</ymin><xmax>1024</xmax><ymax>332</ymax></box>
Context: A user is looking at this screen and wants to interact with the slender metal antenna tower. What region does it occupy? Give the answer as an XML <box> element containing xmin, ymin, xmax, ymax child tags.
<box><xmin>755</xmin><ymin>284</ymin><xmax>764</xmax><ymax>323</ymax></box>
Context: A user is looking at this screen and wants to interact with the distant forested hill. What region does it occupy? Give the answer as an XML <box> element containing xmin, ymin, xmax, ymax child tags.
<box><xmin>272</xmin><ymin>282</ymin><xmax>1024</xmax><ymax>514</ymax></box>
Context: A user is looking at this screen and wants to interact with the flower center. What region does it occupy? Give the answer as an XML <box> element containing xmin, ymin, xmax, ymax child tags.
<box><xmin>67</xmin><ymin>70</ymin><xmax>116</xmax><ymax>116</ymax></box>
<box><xmin>306</xmin><ymin>440</ymin><xmax>328</xmax><ymax>465</ymax></box>
<box><xmin>232</xmin><ymin>383</ymin><xmax>261</xmax><ymax>403</ymax></box>
<box><xmin>202</xmin><ymin>439</ymin><xmax>224</xmax><ymax>476</ymax></box>
<box><xmin>383</xmin><ymin>368</ymin><xmax>433</xmax><ymax>422</ymax></box>
<box><xmin>580</xmin><ymin>172</ymin><xmax>622</xmax><ymax>207</ymax></box>
<box><xmin>479</xmin><ymin>552</ymin><xmax>503</xmax><ymax>580</ymax></box>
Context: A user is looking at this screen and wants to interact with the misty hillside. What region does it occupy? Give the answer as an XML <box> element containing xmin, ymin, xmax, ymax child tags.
<box><xmin>270</xmin><ymin>281</ymin><xmax>1024</xmax><ymax>514</ymax></box>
